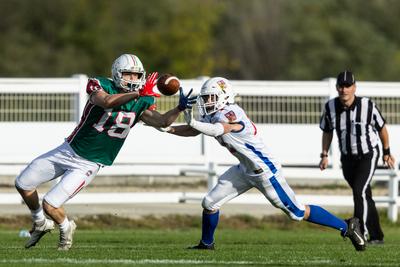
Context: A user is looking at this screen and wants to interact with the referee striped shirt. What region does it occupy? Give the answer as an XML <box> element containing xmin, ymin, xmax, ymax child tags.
<box><xmin>320</xmin><ymin>96</ymin><xmax>386</xmax><ymax>155</ymax></box>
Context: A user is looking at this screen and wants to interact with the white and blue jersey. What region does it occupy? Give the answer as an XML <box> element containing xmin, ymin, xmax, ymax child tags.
<box><xmin>201</xmin><ymin>104</ymin><xmax>281</xmax><ymax>177</ymax></box>
<box><xmin>200</xmin><ymin>104</ymin><xmax>305</xmax><ymax>220</ymax></box>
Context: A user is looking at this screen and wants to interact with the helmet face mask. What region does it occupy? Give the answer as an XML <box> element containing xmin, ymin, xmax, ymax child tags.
<box><xmin>111</xmin><ymin>54</ymin><xmax>146</xmax><ymax>92</ymax></box>
<box><xmin>199</xmin><ymin>94</ymin><xmax>219</xmax><ymax>115</ymax></box>
<box><xmin>197</xmin><ymin>77</ymin><xmax>236</xmax><ymax>115</ymax></box>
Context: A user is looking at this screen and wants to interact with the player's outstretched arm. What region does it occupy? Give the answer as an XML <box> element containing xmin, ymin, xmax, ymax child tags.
<box><xmin>183</xmin><ymin>110</ymin><xmax>243</xmax><ymax>137</ymax></box>
<box><xmin>167</xmin><ymin>125</ymin><xmax>200</xmax><ymax>137</ymax></box>
<box><xmin>90</xmin><ymin>90</ymin><xmax>139</xmax><ymax>109</ymax></box>
<box><xmin>140</xmin><ymin>108</ymin><xmax>182</xmax><ymax>128</ymax></box>
<box><xmin>140</xmin><ymin>87</ymin><xmax>197</xmax><ymax>128</ymax></box>
<box><xmin>144</xmin><ymin>123</ymin><xmax>199</xmax><ymax>137</ymax></box>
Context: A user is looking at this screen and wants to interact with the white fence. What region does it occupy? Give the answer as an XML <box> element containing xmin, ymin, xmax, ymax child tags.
<box><xmin>0</xmin><ymin>76</ymin><xmax>399</xmax><ymax>221</ymax></box>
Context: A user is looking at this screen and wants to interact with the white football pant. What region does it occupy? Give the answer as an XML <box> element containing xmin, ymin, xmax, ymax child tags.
<box><xmin>15</xmin><ymin>142</ymin><xmax>100</xmax><ymax>208</ymax></box>
<box><xmin>202</xmin><ymin>165</ymin><xmax>305</xmax><ymax>221</ymax></box>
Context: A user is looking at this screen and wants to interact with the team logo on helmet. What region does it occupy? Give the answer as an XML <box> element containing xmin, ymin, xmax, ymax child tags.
<box><xmin>217</xmin><ymin>80</ymin><xmax>227</xmax><ymax>92</ymax></box>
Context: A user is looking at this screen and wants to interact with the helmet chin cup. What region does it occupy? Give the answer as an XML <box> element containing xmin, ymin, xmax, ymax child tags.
<box><xmin>198</xmin><ymin>98</ymin><xmax>218</xmax><ymax>116</ymax></box>
<box><xmin>120</xmin><ymin>77</ymin><xmax>141</xmax><ymax>92</ymax></box>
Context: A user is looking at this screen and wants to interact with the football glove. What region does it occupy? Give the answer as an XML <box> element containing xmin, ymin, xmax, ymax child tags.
<box><xmin>178</xmin><ymin>88</ymin><xmax>197</xmax><ymax>111</ymax></box>
<box><xmin>139</xmin><ymin>72</ymin><xmax>160</xmax><ymax>97</ymax></box>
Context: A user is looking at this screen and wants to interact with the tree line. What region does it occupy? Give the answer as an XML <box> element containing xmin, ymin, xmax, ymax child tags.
<box><xmin>1</xmin><ymin>0</ymin><xmax>399</xmax><ymax>81</ymax></box>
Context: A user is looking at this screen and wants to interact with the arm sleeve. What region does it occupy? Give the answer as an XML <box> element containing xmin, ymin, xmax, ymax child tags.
<box><xmin>86</xmin><ymin>78</ymin><xmax>103</xmax><ymax>95</ymax></box>
<box><xmin>191</xmin><ymin>120</ymin><xmax>225</xmax><ymax>137</ymax></box>
<box><xmin>319</xmin><ymin>102</ymin><xmax>334</xmax><ymax>132</ymax></box>
<box><xmin>372</xmin><ymin>102</ymin><xmax>386</xmax><ymax>131</ymax></box>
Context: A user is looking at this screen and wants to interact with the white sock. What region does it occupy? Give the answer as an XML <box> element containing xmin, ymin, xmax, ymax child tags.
<box><xmin>31</xmin><ymin>207</ymin><xmax>45</xmax><ymax>223</ymax></box>
<box><xmin>59</xmin><ymin>217</ymin><xmax>70</xmax><ymax>232</ymax></box>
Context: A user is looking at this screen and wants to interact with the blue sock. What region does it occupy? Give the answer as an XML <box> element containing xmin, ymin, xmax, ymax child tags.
<box><xmin>306</xmin><ymin>205</ymin><xmax>347</xmax><ymax>235</ymax></box>
<box><xmin>201</xmin><ymin>210</ymin><xmax>219</xmax><ymax>245</ymax></box>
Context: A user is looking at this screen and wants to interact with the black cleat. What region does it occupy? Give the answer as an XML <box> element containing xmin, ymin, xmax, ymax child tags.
<box><xmin>187</xmin><ymin>241</ymin><xmax>215</xmax><ymax>250</ymax></box>
<box><xmin>342</xmin><ymin>217</ymin><xmax>366</xmax><ymax>251</ymax></box>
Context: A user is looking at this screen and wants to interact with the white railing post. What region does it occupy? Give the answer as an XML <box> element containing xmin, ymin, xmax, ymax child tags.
<box><xmin>72</xmin><ymin>74</ymin><xmax>89</xmax><ymax>123</ymax></box>
<box><xmin>387</xmin><ymin>167</ymin><xmax>399</xmax><ymax>222</ymax></box>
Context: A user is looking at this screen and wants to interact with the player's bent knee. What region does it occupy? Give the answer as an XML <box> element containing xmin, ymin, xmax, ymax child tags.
<box><xmin>42</xmin><ymin>197</ymin><xmax>62</xmax><ymax>210</ymax></box>
<box><xmin>15</xmin><ymin>175</ymin><xmax>35</xmax><ymax>191</ymax></box>
<box><xmin>201</xmin><ymin>197</ymin><xmax>211</xmax><ymax>210</ymax></box>
<box><xmin>203</xmin><ymin>208</ymin><xmax>218</xmax><ymax>214</ymax></box>
<box><xmin>287</xmin><ymin>210</ymin><xmax>304</xmax><ymax>222</ymax></box>
<box><xmin>201</xmin><ymin>196</ymin><xmax>219</xmax><ymax>211</ymax></box>
<box><xmin>282</xmin><ymin>209</ymin><xmax>305</xmax><ymax>222</ymax></box>
<box><xmin>288</xmin><ymin>213</ymin><xmax>304</xmax><ymax>221</ymax></box>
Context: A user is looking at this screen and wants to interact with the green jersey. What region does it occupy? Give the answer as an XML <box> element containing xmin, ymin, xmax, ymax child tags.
<box><xmin>67</xmin><ymin>77</ymin><xmax>155</xmax><ymax>166</ymax></box>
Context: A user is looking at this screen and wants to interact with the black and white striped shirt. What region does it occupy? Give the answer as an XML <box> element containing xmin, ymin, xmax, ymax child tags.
<box><xmin>320</xmin><ymin>96</ymin><xmax>386</xmax><ymax>155</ymax></box>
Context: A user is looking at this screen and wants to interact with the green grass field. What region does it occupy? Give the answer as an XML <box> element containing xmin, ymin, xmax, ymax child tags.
<box><xmin>1</xmin><ymin>216</ymin><xmax>399</xmax><ymax>267</ymax></box>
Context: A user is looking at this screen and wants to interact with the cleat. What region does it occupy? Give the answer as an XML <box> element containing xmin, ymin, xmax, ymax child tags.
<box><xmin>25</xmin><ymin>218</ymin><xmax>55</xmax><ymax>248</ymax></box>
<box><xmin>342</xmin><ymin>217</ymin><xmax>366</xmax><ymax>251</ymax></box>
<box><xmin>58</xmin><ymin>220</ymin><xmax>76</xmax><ymax>251</ymax></box>
<box><xmin>187</xmin><ymin>241</ymin><xmax>215</xmax><ymax>250</ymax></box>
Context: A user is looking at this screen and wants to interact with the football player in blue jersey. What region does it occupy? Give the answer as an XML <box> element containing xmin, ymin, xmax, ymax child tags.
<box><xmin>165</xmin><ymin>77</ymin><xmax>366</xmax><ymax>251</ymax></box>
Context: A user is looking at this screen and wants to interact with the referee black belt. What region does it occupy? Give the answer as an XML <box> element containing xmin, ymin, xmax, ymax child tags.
<box><xmin>341</xmin><ymin>146</ymin><xmax>378</xmax><ymax>160</ymax></box>
<box><xmin>342</xmin><ymin>151</ymin><xmax>374</xmax><ymax>160</ymax></box>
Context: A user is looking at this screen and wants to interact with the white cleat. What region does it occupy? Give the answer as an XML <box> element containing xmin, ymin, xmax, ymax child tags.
<box><xmin>58</xmin><ymin>220</ymin><xmax>77</xmax><ymax>251</ymax></box>
<box><xmin>25</xmin><ymin>218</ymin><xmax>55</xmax><ymax>248</ymax></box>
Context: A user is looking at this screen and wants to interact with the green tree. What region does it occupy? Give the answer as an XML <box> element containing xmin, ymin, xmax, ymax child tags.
<box><xmin>284</xmin><ymin>0</ymin><xmax>400</xmax><ymax>81</ymax></box>
<box><xmin>1</xmin><ymin>0</ymin><xmax>400</xmax><ymax>81</ymax></box>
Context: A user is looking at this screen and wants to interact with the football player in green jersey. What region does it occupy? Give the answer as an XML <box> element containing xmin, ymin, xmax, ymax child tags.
<box><xmin>15</xmin><ymin>54</ymin><xmax>196</xmax><ymax>250</ymax></box>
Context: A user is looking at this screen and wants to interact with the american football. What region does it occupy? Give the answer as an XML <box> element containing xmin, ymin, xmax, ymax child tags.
<box><xmin>156</xmin><ymin>74</ymin><xmax>180</xmax><ymax>96</ymax></box>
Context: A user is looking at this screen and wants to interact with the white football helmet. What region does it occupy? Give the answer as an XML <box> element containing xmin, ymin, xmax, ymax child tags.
<box><xmin>197</xmin><ymin>77</ymin><xmax>236</xmax><ymax>115</ymax></box>
<box><xmin>111</xmin><ymin>54</ymin><xmax>146</xmax><ymax>91</ymax></box>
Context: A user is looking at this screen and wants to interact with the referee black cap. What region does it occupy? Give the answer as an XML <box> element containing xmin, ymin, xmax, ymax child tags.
<box><xmin>336</xmin><ymin>70</ymin><xmax>355</xmax><ymax>87</ymax></box>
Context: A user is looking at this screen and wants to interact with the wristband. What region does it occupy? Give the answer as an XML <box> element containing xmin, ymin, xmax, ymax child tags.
<box><xmin>320</xmin><ymin>153</ymin><xmax>328</xmax><ymax>158</ymax></box>
<box><xmin>383</xmin><ymin>147</ymin><xmax>391</xmax><ymax>156</ymax></box>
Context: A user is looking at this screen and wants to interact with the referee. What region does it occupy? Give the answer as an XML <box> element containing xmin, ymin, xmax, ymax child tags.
<box><xmin>319</xmin><ymin>70</ymin><xmax>395</xmax><ymax>245</ymax></box>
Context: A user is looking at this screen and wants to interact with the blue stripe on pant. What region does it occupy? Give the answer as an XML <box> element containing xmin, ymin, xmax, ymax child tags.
<box><xmin>245</xmin><ymin>143</ymin><xmax>277</xmax><ymax>174</ymax></box>
<box><xmin>270</xmin><ymin>175</ymin><xmax>305</xmax><ymax>219</ymax></box>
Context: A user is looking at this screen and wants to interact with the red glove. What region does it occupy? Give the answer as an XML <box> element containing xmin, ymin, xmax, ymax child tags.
<box><xmin>139</xmin><ymin>72</ymin><xmax>160</xmax><ymax>97</ymax></box>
